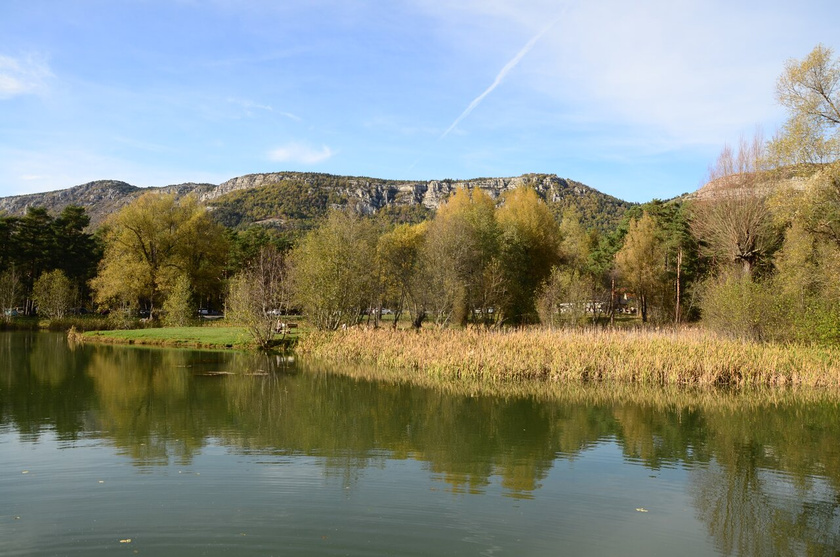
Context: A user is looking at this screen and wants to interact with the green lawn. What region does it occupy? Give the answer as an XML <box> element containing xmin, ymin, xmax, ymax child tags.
<box><xmin>83</xmin><ymin>326</ymin><xmax>254</xmax><ymax>349</ymax></box>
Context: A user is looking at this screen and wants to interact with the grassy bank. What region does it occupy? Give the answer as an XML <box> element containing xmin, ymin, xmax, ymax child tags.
<box><xmin>80</xmin><ymin>326</ymin><xmax>256</xmax><ymax>349</ymax></box>
<box><xmin>296</xmin><ymin>327</ymin><xmax>840</xmax><ymax>388</ymax></box>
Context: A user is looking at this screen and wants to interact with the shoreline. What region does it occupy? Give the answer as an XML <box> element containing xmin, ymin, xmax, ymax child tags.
<box><xmin>74</xmin><ymin>324</ymin><xmax>840</xmax><ymax>389</ymax></box>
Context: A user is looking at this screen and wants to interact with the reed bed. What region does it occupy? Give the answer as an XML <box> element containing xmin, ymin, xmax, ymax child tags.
<box><xmin>296</xmin><ymin>327</ymin><xmax>840</xmax><ymax>388</ymax></box>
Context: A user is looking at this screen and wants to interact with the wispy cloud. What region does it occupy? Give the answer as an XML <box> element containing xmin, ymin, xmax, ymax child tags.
<box><xmin>0</xmin><ymin>53</ymin><xmax>52</xmax><ymax>99</ymax></box>
<box><xmin>440</xmin><ymin>14</ymin><xmax>563</xmax><ymax>139</ymax></box>
<box><xmin>267</xmin><ymin>142</ymin><xmax>334</xmax><ymax>164</ymax></box>
<box><xmin>227</xmin><ymin>97</ymin><xmax>301</xmax><ymax>121</ymax></box>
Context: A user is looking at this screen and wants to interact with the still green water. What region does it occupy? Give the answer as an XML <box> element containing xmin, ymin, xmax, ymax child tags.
<box><xmin>1</xmin><ymin>332</ymin><xmax>839</xmax><ymax>556</ymax></box>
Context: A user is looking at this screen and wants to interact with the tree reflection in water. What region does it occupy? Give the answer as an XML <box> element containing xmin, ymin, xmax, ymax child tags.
<box><xmin>1</xmin><ymin>332</ymin><xmax>839</xmax><ymax>552</ymax></box>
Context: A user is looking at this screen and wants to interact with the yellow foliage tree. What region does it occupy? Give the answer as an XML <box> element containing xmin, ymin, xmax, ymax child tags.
<box><xmin>615</xmin><ymin>212</ymin><xmax>666</xmax><ymax>323</ymax></box>
<box><xmin>91</xmin><ymin>193</ymin><xmax>228</xmax><ymax>317</ymax></box>
<box><xmin>497</xmin><ymin>186</ymin><xmax>561</xmax><ymax>323</ymax></box>
<box><xmin>769</xmin><ymin>44</ymin><xmax>840</xmax><ymax>166</ymax></box>
<box><xmin>421</xmin><ymin>187</ymin><xmax>500</xmax><ymax>326</ymax></box>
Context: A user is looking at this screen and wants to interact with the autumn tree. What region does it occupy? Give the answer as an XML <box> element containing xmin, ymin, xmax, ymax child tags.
<box><xmin>768</xmin><ymin>44</ymin><xmax>840</xmax><ymax>166</ymax></box>
<box><xmin>497</xmin><ymin>187</ymin><xmax>561</xmax><ymax>324</ymax></box>
<box><xmin>535</xmin><ymin>265</ymin><xmax>592</xmax><ymax>326</ymax></box>
<box><xmin>759</xmin><ymin>163</ymin><xmax>840</xmax><ymax>342</ymax></box>
<box><xmin>376</xmin><ymin>222</ymin><xmax>426</xmax><ymax>328</ymax></box>
<box><xmin>32</xmin><ymin>269</ymin><xmax>73</xmax><ymax>320</ymax></box>
<box><xmin>793</xmin><ymin>161</ymin><xmax>840</xmax><ymax>245</ymax></box>
<box><xmin>615</xmin><ymin>212</ymin><xmax>666</xmax><ymax>323</ymax></box>
<box><xmin>290</xmin><ymin>210</ymin><xmax>378</xmax><ymax>330</ymax></box>
<box><xmin>91</xmin><ymin>193</ymin><xmax>228</xmax><ymax>317</ymax></box>
<box><xmin>162</xmin><ymin>275</ymin><xmax>193</xmax><ymax>327</ymax></box>
<box><xmin>420</xmin><ymin>187</ymin><xmax>500</xmax><ymax>326</ymax></box>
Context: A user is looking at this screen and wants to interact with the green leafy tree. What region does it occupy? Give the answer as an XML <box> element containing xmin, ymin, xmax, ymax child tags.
<box><xmin>762</xmin><ymin>171</ymin><xmax>840</xmax><ymax>343</ymax></box>
<box><xmin>14</xmin><ymin>207</ymin><xmax>54</xmax><ymax>313</ymax></box>
<box><xmin>640</xmin><ymin>200</ymin><xmax>701</xmax><ymax>323</ymax></box>
<box><xmin>32</xmin><ymin>269</ymin><xmax>73</xmax><ymax>320</ymax></box>
<box><xmin>0</xmin><ymin>215</ymin><xmax>20</xmax><ymax>273</ymax></box>
<box><xmin>794</xmin><ymin>161</ymin><xmax>840</xmax><ymax>246</ymax></box>
<box><xmin>290</xmin><ymin>210</ymin><xmax>378</xmax><ymax>330</ymax></box>
<box><xmin>51</xmin><ymin>206</ymin><xmax>101</xmax><ymax>292</ymax></box>
<box><xmin>0</xmin><ymin>206</ymin><xmax>101</xmax><ymax>314</ymax></box>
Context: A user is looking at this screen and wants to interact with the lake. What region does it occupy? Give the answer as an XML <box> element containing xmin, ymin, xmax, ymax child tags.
<box><xmin>1</xmin><ymin>331</ymin><xmax>839</xmax><ymax>555</ymax></box>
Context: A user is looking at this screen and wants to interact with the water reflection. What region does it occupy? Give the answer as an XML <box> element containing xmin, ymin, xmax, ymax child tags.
<box><xmin>1</xmin><ymin>332</ymin><xmax>839</xmax><ymax>553</ymax></box>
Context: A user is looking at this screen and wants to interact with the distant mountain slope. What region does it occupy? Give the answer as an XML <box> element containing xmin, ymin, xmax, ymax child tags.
<box><xmin>0</xmin><ymin>180</ymin><xmax>216</xmax><ymax>226</ymax></box>
<box><xmin>0</xmin><ymin>172</ymin><xmax>635</xmax><ymax>232</ymax></box>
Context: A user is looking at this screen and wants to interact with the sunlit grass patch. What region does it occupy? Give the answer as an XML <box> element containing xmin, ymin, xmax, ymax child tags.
<box><xmin>82</xmin><ymin>326</ymin><xmax>254</xmax><ymax>349</ymax></box>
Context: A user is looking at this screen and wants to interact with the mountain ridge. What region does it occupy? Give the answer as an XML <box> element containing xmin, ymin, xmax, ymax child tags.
<box><xmin>0</xmin><ymin>172</ymin><xmax>635</xmax><ymax>232</ymax></box>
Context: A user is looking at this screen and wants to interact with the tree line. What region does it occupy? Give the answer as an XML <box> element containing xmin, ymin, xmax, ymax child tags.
<box><xmin>2</xmin><ymin>44</ymin><xmax>839</xmax><ymax>345</ymax></box>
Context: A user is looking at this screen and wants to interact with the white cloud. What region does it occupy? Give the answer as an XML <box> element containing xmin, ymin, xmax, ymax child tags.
<box><xmin>267</xmin><ymin>142</ymin><xmax>334</xmax><ymax>164</ymax></box>
<box><xmin>226</xmin><ymin>97</ymin><xmax>301</xmax><ymax>121</ymax></box>
<box><xmin>0</xmin><ymin>53</ymin><xmax>52</xmax><ymax>99</ymax></box>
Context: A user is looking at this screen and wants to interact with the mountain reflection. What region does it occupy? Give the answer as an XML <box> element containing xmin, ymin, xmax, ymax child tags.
<box><xmin>1</xmin><ymin>332</ymin><xmax>839</xmax><ymax>552</ymax></box>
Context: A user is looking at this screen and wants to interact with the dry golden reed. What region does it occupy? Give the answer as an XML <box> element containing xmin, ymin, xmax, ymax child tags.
<box><xmin>296</xmin><ymin>326</ymin><xmax>840</xmax><ymax>388</ymax></box>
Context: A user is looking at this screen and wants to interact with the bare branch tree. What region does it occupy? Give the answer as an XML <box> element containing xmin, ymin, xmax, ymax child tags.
<box><xmin>690</xmin><ymin>135</ymin><xmax>779</xmax><ymax>276</ymax></box>
<box><xmin>227</xmin><ymin>246</ymin><xmax>290</xmax><ymax>348</ymax></box>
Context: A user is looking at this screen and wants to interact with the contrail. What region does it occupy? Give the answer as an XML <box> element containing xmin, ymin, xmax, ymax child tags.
<box><xmin>440</xmin><ymin>15</ymin><xmax>563</xmax><ymax>139</ymax></box>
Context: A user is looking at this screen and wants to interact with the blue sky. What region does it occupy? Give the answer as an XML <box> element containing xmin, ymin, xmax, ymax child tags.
<box><xmin>1</xmin><ymin>0</ymin><xmax>838</xmax><ymax>203</ymax></box>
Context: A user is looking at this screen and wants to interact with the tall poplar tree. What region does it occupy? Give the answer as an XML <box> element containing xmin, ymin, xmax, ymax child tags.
<box><xmin>497</xmin><ymin>187</ymin><xmax>560</xmax><ymax>324</ymax></box>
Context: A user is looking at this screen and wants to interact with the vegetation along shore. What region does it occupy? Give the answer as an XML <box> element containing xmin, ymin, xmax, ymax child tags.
<box><xmin>296</xmin><ymin>327</ymin><xmax>840</xmax><ymax>389</ymax></box>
